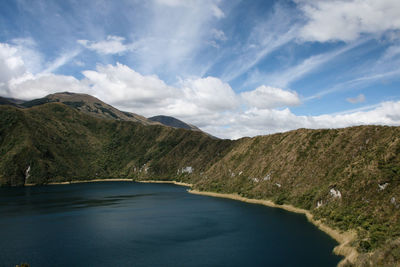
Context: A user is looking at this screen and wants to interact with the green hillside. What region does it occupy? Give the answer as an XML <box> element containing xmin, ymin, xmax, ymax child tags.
<box><xmin>0</xmin><ymin>102</ymin><xmax>399</xmax><ymax>266</ymax></box>
<box><xmin>0</xmin><ymin>103</ymin><xmax>231</xmax><ymax>186</ymax></box>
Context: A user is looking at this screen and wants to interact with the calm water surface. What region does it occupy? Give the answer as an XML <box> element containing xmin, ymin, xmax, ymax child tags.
<box><xmin>0</xmin><ymin>182</ymin><xmax>342</xmax><ymax>266</ymax></box>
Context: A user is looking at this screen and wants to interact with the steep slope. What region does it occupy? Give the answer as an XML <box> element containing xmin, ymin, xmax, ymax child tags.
<box><xmin>20</xmin><ymin>92</ymin><xmax>159</xmax><ymax>125</ymax></box>
<box><xmin>0</xmin><ymin>103</ymin><xmax>232</xmax><ymax>186</ymax></box>
<box><xmin>1</xmin><ymin>103</ymin><xmax>400</xmax><ymax>266</ymax></box>
<box><xmin>148</xmin><ymin>115</ymin><xmax>201</xmax><ymax>131</ymax></box>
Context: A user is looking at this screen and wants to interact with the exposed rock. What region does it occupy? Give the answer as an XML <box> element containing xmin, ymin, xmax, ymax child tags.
<box><xmin>25</xmin><ymin>165</ymin><xmax>31</xmax><ymax>182</ymax></box>
<box><xmin>330</xmin><ymin>188</ymin><xmax>342</xmax><ymax>199</ymax></box>
<box><xmin>378</xmin><ymin>183</ymin><xmax>389</xmax><ymax>191</ymax></box>
<box><xmin>263</xmin><ymin>174</ymin><xmax>271</xmax><ymax>181</ymax></box>
<box><xmin>181</xmin><ymin>166</ymin><xmax>193</xmax><ymax>174</ymax></box>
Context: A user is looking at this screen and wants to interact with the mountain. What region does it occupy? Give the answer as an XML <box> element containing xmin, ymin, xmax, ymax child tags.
<box><xmin>20</xmin><ymin>92</ymin><xmax>158</xmax><ymax>125</ymax></box>
<box><xmin>0</xmin><ymin>96</ymin><xmax>24</xmax><ymax>107</ymax></box>
<box><xmin>0</xmin><ymin>96</ymin><xmax>399</xmax><ymax>266</ymax></box>
<box><xmin>9</xmin><ymin>92</ymin><xmax>202</xmax><ymax>131</ymax></box>
<box><xmin>148</xmin><ymin>115</ymin><xmax>201</xmax><ymax>131</ymax></box>
<box><xmin>0</xmin><ymin>103</ymin><xmax>231</xmax><ymax>187</ymax></box>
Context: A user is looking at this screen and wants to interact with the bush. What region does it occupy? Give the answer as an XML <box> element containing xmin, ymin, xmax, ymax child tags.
<box><xmin>358</xmin><ymin>240</ymin><xmax>372</xmax><ymax>252</ymax></box>
<box><xmin>275</xmin><ymin>193</ymin><xmax>287</xmax><ymax>205</ymax></box>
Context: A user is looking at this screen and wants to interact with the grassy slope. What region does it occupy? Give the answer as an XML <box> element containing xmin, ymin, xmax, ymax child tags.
<box><xmin>1</xmin><ymin>103</ymin><xmax>399</xmax><ymax>266</ymax></box>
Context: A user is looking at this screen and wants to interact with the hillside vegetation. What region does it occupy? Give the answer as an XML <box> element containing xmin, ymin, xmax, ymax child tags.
<box><xmin>0</xmin><ymin>103</ymin><xmax>399</xmax><ymax>266</ymax></box>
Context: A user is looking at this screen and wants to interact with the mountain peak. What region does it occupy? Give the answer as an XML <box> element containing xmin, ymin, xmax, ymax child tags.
<box><xmin>20</xmin><ymin>92</ymin><xmax>157</xmax><ymax>125</ymax></box>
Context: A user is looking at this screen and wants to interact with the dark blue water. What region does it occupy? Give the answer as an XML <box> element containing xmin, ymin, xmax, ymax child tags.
<box><xmin>0</xmin><ymin>182</ymin><xmax>342</xmax><ymax>267</ymax></box>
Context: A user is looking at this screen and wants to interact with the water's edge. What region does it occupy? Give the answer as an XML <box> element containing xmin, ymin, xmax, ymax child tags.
<box><xmin>24</xmin><ymin>178</ymin><xmax>358</xmax><ymax>266</ymax></box>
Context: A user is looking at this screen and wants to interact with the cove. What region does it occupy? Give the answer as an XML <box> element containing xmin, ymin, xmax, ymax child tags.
<box><xmin>0</xmin><ymin>182</ymin><xmax>342</xmax><ymax>266</ymax></box>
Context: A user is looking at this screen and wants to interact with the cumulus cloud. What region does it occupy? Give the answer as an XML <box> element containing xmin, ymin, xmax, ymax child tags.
<box><xmin>82</xmin><ymin>63</ymin><xmax>176</xmax><ymax>110</ymax></box>
<box><xmin>179</xmin><ymin>77</ymin><xmax>238</xmax><ymax>112</ymax></box>
<box><xmin>0</xmin><ymin>43</ymin><xmax>25</xmax><ymax>84</ymax></box>
<box><xmin>77</xmin><ymin>36</ymin><xmax>134</xmax><ymax>55</ymax></box>
<box><xmin>346</xmin><ymin>94</ymin><xmax>366</xmax><ymax>104</ymax></box>
<box><xmin>204</xmin><ymin>101</ymin><xmax>400</xmax><ymax>139</ymax></box>
<box><xmin>0</xmin><ymin>40</ymin><xmax>42</xmax><ymax>96</ymax></box>
<box><xmin>241</xmin><ymin>86</ymin><xmax>300</xmax><ymax>109</ymax></box>
<box><xmin>80</xmin><ymin>66</ymin><xmax>240</xmax><ymax>124</ymax></box>
<box><xmin>8</xmin><ymin>73</ymin><xmax>87</xmax><ymax>100</ymax></box>
<box><xmin>297</xmin><ymin>0</ymin><xmax>400</xmax><ymax>42</ymax></box>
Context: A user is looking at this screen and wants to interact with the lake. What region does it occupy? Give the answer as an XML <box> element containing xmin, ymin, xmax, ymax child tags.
<box><xmin>0</xmin><ymin>182</ymin><xmax>342</xmax><ymax>266</ymax></box>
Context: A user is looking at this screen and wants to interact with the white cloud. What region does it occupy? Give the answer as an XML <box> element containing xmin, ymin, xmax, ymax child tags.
<box><xmin>205</xmin><ymin>101</ymin><xmax>400</xmax><ymax>139</ymax></box>
<box><xmin>0</xmin><ymin>40</ymin><xmax>80</xmax><ymax>98</ymax></box>
<box><xmin>8</xmin><ymin>73</ymin><xmax>87</xmax><ymax>100</ymax></box>
<box><xmin>241</xmin><ymin>86</ymin><xmax>300</xmax><ymax>109</ymax></box>
<box><xmin>80</xmin><ymin>66</ymin><xmax>240</xmax><ymax>124</ymax></box>
<box><xmin>77</xmin><ymin>36</ymin><xmax>133</xmax><ymax>55</ymax></box>
<box><xmin>179</xmin><ymin>77</ymin><xmax>238</xmax><ymax>112</ymax></box>
<box><xmin>82</xmin><ymin>63</ymin><xmax>176</xmax><ymax>109</ymax></box>
<box><xmin>0</xmin><ymin>40</ymin><xmax>42</xmax><ymax>96</ymax></box>
<box><xmin>346</xmin><ymin>93</ymin><xmax>366</xmax><ymax>104</ymax></box>
<box><xmin>297</xmin><ymin>0</ymin><xmax>400</xmax><ymax>42</ymax></box>
<box><xmin>9</xmin><ymin>38</ymin><xmax>43</xmax><ymax>74</ymax></box>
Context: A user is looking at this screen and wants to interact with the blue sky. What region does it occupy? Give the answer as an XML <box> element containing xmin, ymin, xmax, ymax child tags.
<box><xmin>1</xmin><ymin>0</ymin><xmax>400</xmax><ymax>139</ymax></box>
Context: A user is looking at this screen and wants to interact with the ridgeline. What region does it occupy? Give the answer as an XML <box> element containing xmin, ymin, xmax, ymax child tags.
<box><xmin>0</xmin><ymin>95</ymin><xmax>399</xmax><ymax>266</ymax></box>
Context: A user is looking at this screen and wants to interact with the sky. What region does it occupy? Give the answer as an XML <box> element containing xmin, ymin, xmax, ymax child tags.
<box><xmin>0</xmin><ymin>0</ymin><xmax>400</xmax><ymax>139</ymax></box>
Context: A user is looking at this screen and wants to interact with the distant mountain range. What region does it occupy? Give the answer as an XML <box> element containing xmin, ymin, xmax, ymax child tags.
<box><xmin>0</xmin><ymin>92</ymin><xmax>399</xmax><ymax>266</ymax></box>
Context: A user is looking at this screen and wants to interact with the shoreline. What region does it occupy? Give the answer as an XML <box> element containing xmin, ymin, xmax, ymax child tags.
<box><xmin>188</xmin><ymin>189</ymin><xmax>358</xmax><ymax>267</ymax></box>
<box><xmin>25</xmin><ymin>178</ymin><xmax>134</xmax><ymax>186</ymax></box>
<box><xmin>135</xmin><ymin>180</ymin><xmax>193</xmax><ymax>187</ymax></box>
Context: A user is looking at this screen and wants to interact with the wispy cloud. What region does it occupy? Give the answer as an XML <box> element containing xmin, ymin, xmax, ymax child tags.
<box><xmin>218</xmin><ymin>4</ymin><xmax>299</xmax><ymax>83</ymax></box>
<box><xmin>77</xmin><ymin>36</ymin><xmax>134</xmax><ymax>55</ymax></box>
<box><xmin>41</xmin><ymin>49</ymin><xmax>81</xmax><ymax>74</ymax></box>
<box><xmin>245</xmin><ymin>39</ymin><xmax>365</xmax><ymax>89</ymax></box>
<box><xmin>304</xmin><ymin>62</ymin><xmax>400</xmax><ymax>102</ymax></box>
